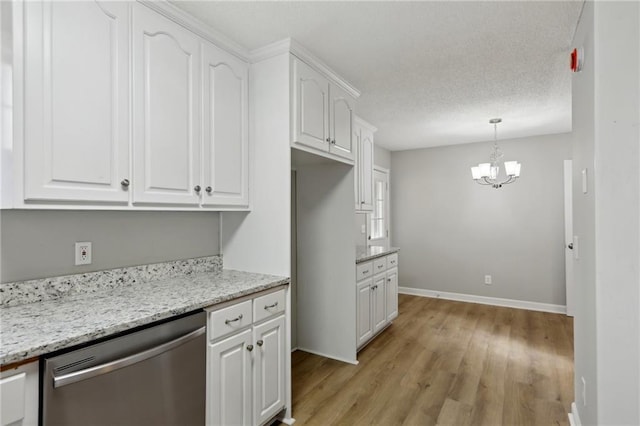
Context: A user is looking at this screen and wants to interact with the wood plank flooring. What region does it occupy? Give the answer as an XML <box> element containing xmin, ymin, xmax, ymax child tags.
<box><xmin>288</xmin><ymin>294</ymin><xmax>574</xmax><ymax>426</ymax></box>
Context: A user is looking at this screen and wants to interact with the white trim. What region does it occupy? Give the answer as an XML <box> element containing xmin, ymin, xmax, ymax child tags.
<box><xmin>250</xmin><ymin>38</ymin><xmax>360</xmax><ymax>99</ymax></box>
<box><xmin>569</xmin><ymin>402</ymin><xmax>582</xmax><ymax>426</ymax></box>
<box><xmin>399</xmin><ymin>287</ymin><xmax>567</xmax><ymax>314</ymax></box>
<box><xmin>295</xmin><ymin>347</ymin><xmax>358</xmax><ymax>365</ymax></box>
<box><xmin>354</xmin><ymin>116</ymin><xmax>377</xmax><ymax>133</ymax></box>
<box><xmin>138</xmin><ymin>0</ymin><xmax>250</xmax><ymax>62</ymax></box>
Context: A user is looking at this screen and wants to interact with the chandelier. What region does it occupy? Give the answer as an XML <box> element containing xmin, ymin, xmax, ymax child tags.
<box><xmin>471</xmin><ymin>118</ymin><xmax>521</xmax><ymax>188</ymax></box>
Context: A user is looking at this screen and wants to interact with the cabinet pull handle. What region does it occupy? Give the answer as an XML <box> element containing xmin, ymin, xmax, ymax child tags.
<box><xmin>247</xmin><ymin>344</ymin><xmax>254</xmax><ymax>352</ymax></box>
<box><xmin>362</xmin><ymin>270</ymin><xmax>369</xmax><ymax>274</ymax></box>
<box><xmin>257</xmin><ymin>340</ymin><xmax>264</xmax><ymax>347</ymax></box>
<box><xmin>121</xmin><ymin>179</ymin><xmax>130</xmax><ymax>188</ymax></box>
<box><xmin>224</xmin><ymin>314</ymin><xmax>243</xmax><ymax>325</ymax></box>
<box><xmin>194</xmin><ymin>185</ymin><xmax>201</xmax><ymax>192</ymax></box>
<box><xmin>205</xmin><ymin>186</ymin><xmax>212</xmax><ymax>194</ymax></box>
<box><xmin>378</xmin><ymin>265</ymin><xmax>384</xmax><ymax>269</ymax></box>
<box><xmin>264</xmin><ymin>302</ymin><xmax>278</xmax><ymax>310</ymax></box>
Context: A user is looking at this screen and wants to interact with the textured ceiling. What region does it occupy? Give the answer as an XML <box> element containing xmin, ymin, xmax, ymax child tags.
<box><xmin>172</xmin><ymin>1</ymin><xmax>584</xmax><ymax>151</ymax></box>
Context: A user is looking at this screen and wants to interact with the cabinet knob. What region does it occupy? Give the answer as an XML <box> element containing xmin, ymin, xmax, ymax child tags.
<box><xmin>257</xmin><ymin>340</ymin><xmax>264</xmax><ymax>347</ymax></box>
<box><xmin>206</xmin><ymin>186</ymin><xmax>212</xmax><ymax>194</ymax></box>
<box><xmin>121</xmin><ymin>179</ymin><xmax>130</xmax><ymax>188</ymax></box>
<box><xmin>194</xmin><ymin>185</ymin><xmax>201</xmax><ymax>192</ymax></box>
<box><xmin>388</xmin><ymin>278</ymin><xmax>391</xmax><ymax>282</ymax></box>
<box><xmin>331</xmin><ymin>139</ymin><xmax>336</xmax><ymax>145</ymax></box>
<box><xmin>247</xmin><ymin>344</ymin><xmax>254</xmax><ymax>352</ymax></box>
<box><xmin>326</xmin><ymin>138</ymin><xmax>330</xmax><ymax>143</ymax></box>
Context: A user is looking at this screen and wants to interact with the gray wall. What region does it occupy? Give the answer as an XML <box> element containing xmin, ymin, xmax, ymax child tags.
<box><xmin>571</xmin><ymin>1</ymin><xmax>598</xmax><ymax>422</ymax></box>
<box><xmin>0</xmin><ymin>210</ymin><xmax>220</xmax><ymax>282</ymax></box>
<box><xmin>374</xmin><ymin>145</ymin><xmax>391</xmax><ymax>170</ymax></box>
<box><xmin>572</xmin><ymin>2</ymin><xmax>640</xmax><ymax>424</ymax></box>
<box><xmin>391</xmin><ymin>132</ymin><xmax>571</xmax><ymax>305</ymax></box>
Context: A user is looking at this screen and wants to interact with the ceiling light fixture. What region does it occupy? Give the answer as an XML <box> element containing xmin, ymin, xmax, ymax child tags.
<box><xmin>471</xmin><ymin>118</ymin><xmax>521</xmax><ymax>189</ymax></box>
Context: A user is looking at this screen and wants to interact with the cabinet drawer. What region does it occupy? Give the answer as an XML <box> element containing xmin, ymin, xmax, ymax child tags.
<box><xmin>253</xmin><ymin>289</ymin><xmax>285</xmax><ymax>323</ymax></box>
<box><xmin>373</xmin><ymin>257</ymin><xmax>387</xmax><ymax>274</ymax></box>
<box><xmin>387</xmin><ymin>253</ymin><xmax>398</xmax><ymax>268</ymax></box>
<box><xmin>356</xmin><ymin>262</ymin><xmax>373</xmax><ymax>281</ymax></box>
<box><xmin>209</xmin><ymin>300</ymin><xmax>253</xmax><ymax>341</ymax></box>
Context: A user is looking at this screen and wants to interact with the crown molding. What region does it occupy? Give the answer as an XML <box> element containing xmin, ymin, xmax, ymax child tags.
<box><xmin>354</xmin><ymin>115</ymin><xmax>378</xmax><ymax>133</ymax></box>
<box><xmin>138</xmin><ymin>0</ymin><xmax>250</xmax><ymax>62</ymax></box>
<box><xmin>250</xmin><ymin>38</ymin><xmax>361</xmax><ymax>100</ymax></box>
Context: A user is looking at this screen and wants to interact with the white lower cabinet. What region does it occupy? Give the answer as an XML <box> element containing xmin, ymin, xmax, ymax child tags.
<box><xmin>356</xmin><ymin>278</ymin><xmax>374</xmax><ymax>347</ymax></box>
<box><xmin>356</xmin><ymin>252</ymin><xmax>399</xmax><ymax>350</ymax></box>
<box><xmin>206</xmin><ymin>288</ymin><xmax>286</xmax><ymax>426</ymax></box>
<box><xmin>0</xmin><ymin>361</ymin><xmax>39</xmax><ymax>426</ymax></box>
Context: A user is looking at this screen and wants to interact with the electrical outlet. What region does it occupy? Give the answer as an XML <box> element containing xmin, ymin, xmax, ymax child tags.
<box><xmin>484</xmin><ymin>275</ymin><xmax>492</xmax><ymax>285</ymax></box>
<box><xmin>75</xmin><ymin>242</ymin><xmax>92</xmax><ymax>265</ymax></box>
<box><xmin>581</xmin><ymin>377</ymin><xmax>586</xmax><ymax>406</ymax></box>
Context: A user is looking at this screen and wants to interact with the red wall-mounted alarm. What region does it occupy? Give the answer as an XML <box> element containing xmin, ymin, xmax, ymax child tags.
<box><xmin>571</xmin><ymin>47</ymin><xmax>584</xmax><ymax>72</ymax></box>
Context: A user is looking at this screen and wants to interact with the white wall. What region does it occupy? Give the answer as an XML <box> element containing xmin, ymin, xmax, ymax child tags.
<box><xmin>221</xmin><ymin>52</ymin><xmax>290</xmax><ymax>277</ymax></box>
<box><xmin>391</xmin><ymin>133</ymin><xmax>570</xmax><ymax>306</ymax></box>
<box><xmin>571</xmin><ymin>2</ymin><xmax>640</xmax><ymax>424</ymax></box>
<box><xmin>0</xmin><ymin>210</ymin><xmax>220</xmax><ymax>282</ymax></box>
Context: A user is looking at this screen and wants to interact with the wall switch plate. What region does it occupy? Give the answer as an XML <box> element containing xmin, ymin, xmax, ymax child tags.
<box><xmin>484</xmin><ymin>275</ymin><xmax>492</xmax><ymax>285</ymax></box>
<box><xmin>75</xmin><ymin>242</ymin><xmax>92</xmax><ymax>265</ymax></box>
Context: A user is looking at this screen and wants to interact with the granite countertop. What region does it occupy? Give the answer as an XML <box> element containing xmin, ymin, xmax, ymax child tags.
<box><xmin>0</xmin><ymin>269</ymin><xmax>289</xmax><ymax>365</ymax></box>
<box><xmin>356</xmin><ymin>245</ymin><xmax>400</xmax><ymax>264</ymax></box>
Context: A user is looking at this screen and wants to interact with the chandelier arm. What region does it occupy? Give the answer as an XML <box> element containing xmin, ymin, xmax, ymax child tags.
<box><xmin>501</xmin><ymin>176</ymin><xmax>517</xmax><ymax>185</ymax></box>
<box><xmin>481</xmin><ymin>177</ymin><xmax>495</xmax><ymax>185</ymax></box>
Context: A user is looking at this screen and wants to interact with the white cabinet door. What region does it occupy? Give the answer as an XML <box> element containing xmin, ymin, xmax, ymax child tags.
<box><xmin>201</xmin><ymin>41</ymin><xmax>249</xmax><ymax>208</ymax></box>
<box><xmin>356</xmin><ymin>279</ymin><xmax>373</xmax><ymax>348</ymax></box>
<box><xmin>386</xmin><ymin>268</ymin><xmax>398</xmax><ymax>322</ymax></box>
<box><xmin>23</xmin><ymin>1</ymin><xmax>129</xmax><ymax>203</ymax></box>
<box><xmin>253</xmin><ymin>315</ymin><xmax>285</xmax><ymax>425</ymax></box>
<box><xmin>207</xmin><ymin>329</ymin><xmax>253</xmax><ymax>426</ymax></box>
<box><xmin>359</xmin><ymin>129</ymin><xmax>374</xmax><ymax>211</ymax></box>
<box><xmin>372</xmin><ymin>274</ymin><xmax>387</xmax><ymax>334</ymax></box>
<box><xmin>132</xmin><ymin>4</ymin><xmax>200</xmax><ymax>205</ymax></box>
<box><xmin>353</xmin><ymin>126</ymin><xmax>361</xmax><ymax>209</ymax></box>
<box><xmin>291</xmin><ymin>58</ymin><xmax>330</xmax><ymax>152</ymax></box>
<box><xmin>329</xmin><ymin>85</ymin><xmax>355</xmax><ymax>161</ymax></box>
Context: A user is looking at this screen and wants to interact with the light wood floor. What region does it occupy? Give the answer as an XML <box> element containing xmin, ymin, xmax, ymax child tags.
<box><xmin>288</xmin><ymin>294</ymin><xmax>574</xmax><ymax>425</ymax></box>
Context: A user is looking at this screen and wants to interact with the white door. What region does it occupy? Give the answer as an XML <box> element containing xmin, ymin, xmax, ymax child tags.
<box><xmin>132</xmin><ymin>4</ymin><xmax>200</xmax><ymax>205</ymax></box>
<box><xmin>356</xmin><ymin>279</ymin><xmax>373</xmax><ymax>348</ymax></box>
<box><xmin>359</xmin><ymin>132</ymin><xmax>375</xmax><ymax>211</ymax></box>
<box><xmin>23</xmin><ymin>1</ymin><xmax>129</xmax><ymax>203</ymax></box>
<box><xmin>564</xmin><ymin>160</ymin><xmax>575</xmax><ymax>316</ymax></box>
<box><xmin>207</xmin><ymin>329</ymin><xmax>253</xmax><ymax>426</ymax></box>
<box><xmin>253</xmin><ymin>315</ymin><xmax>285</xmax><ymax>425</ymax></box>
<box><xmin>201</xmin><ymin>41</ymin><xmax>249</xmax><ymax>208</ymax></box>
<box><xmin>372</xmin><ymin>274</ymin><xmax>387</xmax><ymax>333</ymax></box>
<box><xmin>329</xmin><ymin>85</ymin><xmax>355</xmax><ymax>161</ymax></box>
<box><xmin>386</xmin><ymin>268</ymin><xmax>398</xmax><ymax>322</ymax></box>
<box><xmin>291</xmin><ymin>58</ymin><xmax>329</xmax><ymax>152</ymax></box>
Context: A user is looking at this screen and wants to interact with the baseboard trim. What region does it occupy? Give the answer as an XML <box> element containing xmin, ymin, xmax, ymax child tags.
<box><xmin>295</xmin><ymin>347</ymin><xmax>359</xmax><ymax>365</ymax></box>
<box><xmin>399</xmin><ymin>286</ymin><xmax>567</xmax><ymax>314</ymax></box>
<box><xmin>569</xmin><ymin>402</ymin><xmax>581</xmax><ymax>426</ymax></box>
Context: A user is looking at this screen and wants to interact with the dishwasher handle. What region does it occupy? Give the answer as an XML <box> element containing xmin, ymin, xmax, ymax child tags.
<box><xmin>52</xmin><ymin>326</ymin><xmax>206</xmax><ymax>388</ymax></box>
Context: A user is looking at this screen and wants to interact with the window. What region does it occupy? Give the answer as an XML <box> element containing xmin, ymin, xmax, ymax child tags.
<box><xmin>370</xmin><ymin>169</ymin><xmax>389</xmax><ymax>245</ymax></box>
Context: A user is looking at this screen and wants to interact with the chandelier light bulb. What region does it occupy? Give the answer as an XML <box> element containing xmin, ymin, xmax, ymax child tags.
<box><xmin>470</xmin><ymin>119</ymin><xmax>522</xmax><ymax>189</ymax></box>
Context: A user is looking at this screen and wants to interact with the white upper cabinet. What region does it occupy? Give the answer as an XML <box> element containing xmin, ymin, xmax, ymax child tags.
<box><xmin>23</xmin><ymin>1</ymin><xmax>130</xmax><ymax>203</ymax></box>
<box><xmin>329</xmin><ymin>85</ymin><xmax>355</xmax><ymax>161</ymax></box>
<box><xmin>291</xmin><ymin>56</ymin><xmax>355</xmax><ymax>163</ymax></box>
<box><xmin>354</xmin><ymin>117</ymin><xmax>376</xmax><ymax>212</ymax></box>
<box><xmin>291</xmin><ymin>58</ymin><xmax>330</xmax><ymax>152</ymax></box>
<box><xmin>132</xmin><ymin>3</ymin><xmax>200</xmax><ymax>205</ymax></box>
<box><xmin>201</xmin><ymin>41</ymin><xmax>249</xmax><ymax>208</ymax></box>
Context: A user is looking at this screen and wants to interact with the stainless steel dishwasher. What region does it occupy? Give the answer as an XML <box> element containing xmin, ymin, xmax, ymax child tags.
<box><xmin>42</xmin><ymin>311</ymin><xmax>206</xmax><ymax>425</ymax></box>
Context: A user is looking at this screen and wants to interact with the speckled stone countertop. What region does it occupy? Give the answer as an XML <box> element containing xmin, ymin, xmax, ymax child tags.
<box><xmin>0</xmin><ymin>270</ymin><xmax>289</xmax><ymax>365</ymax></box>
<box><xmin>356</xmin><ymin>245</ymin><xmax>400</xmax><ymax>264</ymax></box>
